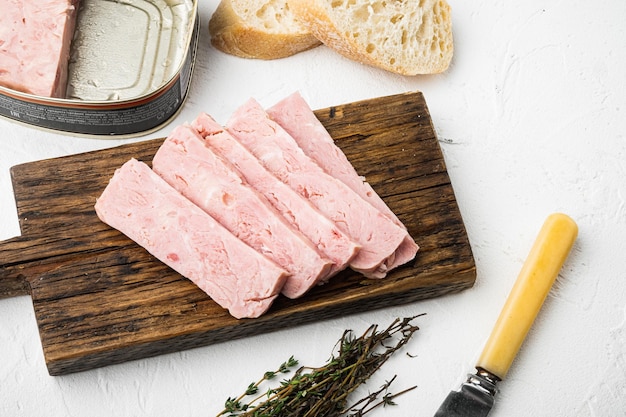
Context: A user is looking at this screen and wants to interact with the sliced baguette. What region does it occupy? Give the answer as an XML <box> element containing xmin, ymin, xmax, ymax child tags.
<box><xmin>288</xmin><ymin>0</ymin><xmax>453</xmax><ymax>75</ymax></box>
<box><xmin>209</xmin><ymin>0</ymin><xmax>322</xmax><ymax>59</ymax></box>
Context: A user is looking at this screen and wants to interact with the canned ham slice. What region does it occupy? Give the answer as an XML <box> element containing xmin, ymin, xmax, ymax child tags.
<box><xmin>267</xmin><ymin>92</ymin><xmax>407</xmax><ymax>227</ymax></box>
<box><xmin>94</xmin><ymin>158</ymin><xmax>288</xmax><ymax>319</ymax></box>
<box><xmin>191</xmin><ymin>113</ymin><xmax>361</xmax><ymax>278</ymax></box>
<box><xmin>0</xmin><ymin>0</ymin><xmax>79</xmax><ymax>97</ymax></box>
<box><xmin>266</xmin><ymin>92</ymin><xmax>419</xmax><ymax>271</ymax></box>
<box><xmin>95</xmin><ymin>94</ymin><xmax>418</xmax><ymax>319</ymax></box>
<box><xmin>225</xmin><ymin>98</ymin><xmax>417</xmax><ymax>278</ymax></box>
<box><xmin>152</xmin><ymin>124</ymin><xmax>333</xmax><ymax>299</ymax></box>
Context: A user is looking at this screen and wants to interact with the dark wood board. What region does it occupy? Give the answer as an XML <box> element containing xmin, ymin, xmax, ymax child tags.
<box><xmin>0</xmin><ymin>91</ymin><xmax>475</xmax><ymax>375</ymax></box>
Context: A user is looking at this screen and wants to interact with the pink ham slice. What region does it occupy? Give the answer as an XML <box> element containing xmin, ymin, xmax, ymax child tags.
<box><xmin>225</xmin><ymin>98</ymin><xmax>416</xmax><ymax>278</ymax></box>
<box><xmin>191</xmin><ymin>113</ymin><xmax>360</xmax><ymax>279</ymax></box>
<box><xmin>152</xmin><ymin>124</ymin><xmax>333</xmax><ymax>299</ymax></box>
<box><xmin>266</xmin><ymin>92</ymin><xmax>419</xmax><ymax>267</ymax></box>
<box><xmin>0</xmin><ymin>0</ymin><xmax>79</xmax><ymax>97</ymax></box>
<box><xmin>94</xmin><ymin>158</ymin><xmax>288</xmax><ymax>319</ymax></box>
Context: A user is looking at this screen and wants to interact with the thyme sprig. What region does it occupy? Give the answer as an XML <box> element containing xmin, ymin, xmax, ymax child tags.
<box><xmin>217</xmin><ymin>314</ymin><xmax>424</xmax><ymax>417</ymax></box>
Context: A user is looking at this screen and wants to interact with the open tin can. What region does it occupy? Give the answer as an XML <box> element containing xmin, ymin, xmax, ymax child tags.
<box><xmin>0</xmin><ymin>0</ymin><xmax>199</xmax><ymax>137</ymax></box>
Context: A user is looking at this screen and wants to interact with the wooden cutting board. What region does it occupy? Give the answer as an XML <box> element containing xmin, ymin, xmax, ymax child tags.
<box><xmin>0</xmin><ymin>91</ymin><xmax>475</xmax><ymax>375</ymax></box>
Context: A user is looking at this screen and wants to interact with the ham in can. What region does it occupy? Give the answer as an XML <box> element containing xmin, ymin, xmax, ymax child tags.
<box><xmin>0</xmin><ymin>0</ymin><xmax>199</xmax><ymax>137</ymax></box>
<box><xmin>0</xmin><ymin>0</ymin><xmax>80</xmax><ymax>98</ymax></box>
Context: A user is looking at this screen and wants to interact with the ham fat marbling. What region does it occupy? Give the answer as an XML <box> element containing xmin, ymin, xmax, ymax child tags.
<box><xmin>152</xmin><ymin>124</ymin><xmax>333</xmax><ymax>299</ymax></box>
<box><xmin>0</xmin><ymin>0</ymin><xmax>79</xmax><ymax>97</ymax></box>
<box><xmin>226</xmin><ymin>98</ymin><xmax>416</xmax><ymax>278</ymax></box>
<box><xmin>94</xmin><ymin>158</ymin><xmax>288</xmax><ymax>319</ymax></box>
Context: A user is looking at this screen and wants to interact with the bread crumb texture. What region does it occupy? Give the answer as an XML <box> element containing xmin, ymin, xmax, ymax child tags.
<box><xmin>236</xmin><ymin>0</ymin><xmax>303</xmax><ymax>32</ymax></box>
<box><xmin>291</xmin><ymin>0</ymin><xmax>453</xmax><ymax>75</ymax></box>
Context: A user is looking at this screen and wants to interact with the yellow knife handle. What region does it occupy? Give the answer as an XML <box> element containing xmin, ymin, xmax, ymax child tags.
<box><xmin>475</xmin><ymin>213</ymin><xmax>578</xmax><ymax>380</ymax></box>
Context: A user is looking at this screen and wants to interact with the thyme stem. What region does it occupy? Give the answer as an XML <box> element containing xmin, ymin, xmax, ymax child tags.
<box><xmin>217</xmin><ymin>314</ymin><xmax>425</xmax><ymax>417</ymax></box>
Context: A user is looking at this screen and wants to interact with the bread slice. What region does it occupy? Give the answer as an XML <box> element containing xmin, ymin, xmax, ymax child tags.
<box><xmin>288</xmin><ymin>0</ymin><xmax>453</xmax><ymax>75</ymax></box>
<box><xmin>209</xmin><ymin>0</ymin><xmax>322</xmax><ymax>59</ymax></box>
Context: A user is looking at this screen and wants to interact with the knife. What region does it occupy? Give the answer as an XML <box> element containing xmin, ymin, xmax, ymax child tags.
<box><xmin>434</xmin><ymin>213</ymin><xmax>578</xmax><ymax>417</ymax></box>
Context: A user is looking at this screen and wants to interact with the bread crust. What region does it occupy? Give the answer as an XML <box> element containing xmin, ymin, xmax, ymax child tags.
<box><xmin>209</xmin><ymin>0</ymin><xmax>321</xmax><ymax>60</ymax></box>
<box><xmin>288</xmin><ymin>0</ymin><xmax>453</xmax><ymax>75</ymax></box>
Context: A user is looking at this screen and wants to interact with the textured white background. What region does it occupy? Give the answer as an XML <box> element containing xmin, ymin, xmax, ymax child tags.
<box><xmin>1</xmin><ymin>1</ymin><xmax>625</xmax><ymax>416</ymax></box>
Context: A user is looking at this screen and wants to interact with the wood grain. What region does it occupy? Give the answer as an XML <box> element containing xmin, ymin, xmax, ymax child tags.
<box><xmin>0</xmin><ymin>91</ymin><xmax>475</xmax><ymax>375</ymax></box>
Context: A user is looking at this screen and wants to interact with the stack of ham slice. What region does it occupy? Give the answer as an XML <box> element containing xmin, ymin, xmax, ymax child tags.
<box><xmin>0</xmin><ymin>0</ymin><xmax>80</xmax><ymax>97</ymax></box>
<box><xmin>152</xmin><ymin>124</ymin><xmax>335</xmax><ymax>299</ymax></box>
<box><xmin>95</xmin><ymin>93</ymin><xmax>418</xmax><ymax>319</ymax></box>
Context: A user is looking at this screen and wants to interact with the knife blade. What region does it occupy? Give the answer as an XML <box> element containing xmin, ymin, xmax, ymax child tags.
<box><xmin>434</xmin><ymin>213</ymin><xmax>578</xmax><ymax>417</ymax></box>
